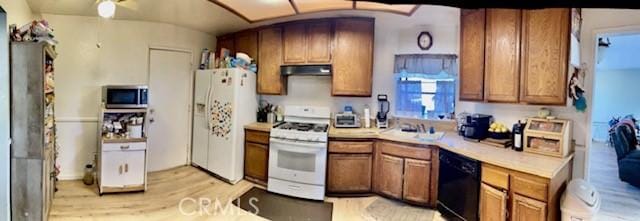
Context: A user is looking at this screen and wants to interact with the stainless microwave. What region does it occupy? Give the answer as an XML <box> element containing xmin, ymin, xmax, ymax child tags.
<box><xmin>102</xmin><ymin>85</ymin><xmax>148</xmax><ymax>109</ymax></box>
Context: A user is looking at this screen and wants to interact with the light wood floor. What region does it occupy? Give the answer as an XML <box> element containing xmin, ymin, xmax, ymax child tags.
<box><xmin>588</xmin><ymin>141</ymin><xmax>640</xmax><ymax>221</ymax></box>
<box><xmin>50</xmin><ymin>166</ymin><xmax>445</xmax><ymax>221</ymax></box>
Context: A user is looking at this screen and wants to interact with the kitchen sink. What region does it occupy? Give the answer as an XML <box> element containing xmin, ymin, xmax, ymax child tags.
<box><xmin>382</xmin><ymin>129</ymin><xmax>445</xmax><ymax>141</ymax></box>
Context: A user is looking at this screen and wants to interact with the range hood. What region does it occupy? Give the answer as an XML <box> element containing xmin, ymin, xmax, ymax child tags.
<box><xmin>280</xmin><ymin>65</ymin><xmax>331</xmax><ymax>76</ymax></box>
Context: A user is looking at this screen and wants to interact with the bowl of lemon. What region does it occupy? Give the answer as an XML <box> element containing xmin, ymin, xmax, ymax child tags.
<box><xmin>488</xmin><ymin>122</ymin><xmax>511</xmax><ymax>139</ymax></box>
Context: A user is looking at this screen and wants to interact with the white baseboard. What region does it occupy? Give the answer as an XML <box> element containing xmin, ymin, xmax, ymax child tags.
<box><xmin>58</xmin><ymin>174</ymin><xmax>83</xmax><ymax>181</ymax></box>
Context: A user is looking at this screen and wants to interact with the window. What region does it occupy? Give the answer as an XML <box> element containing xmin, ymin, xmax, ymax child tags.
<box><xmin>394</xmin><ymin>54</ymin><xmax>457</xmax><ymax>119</ymax></box>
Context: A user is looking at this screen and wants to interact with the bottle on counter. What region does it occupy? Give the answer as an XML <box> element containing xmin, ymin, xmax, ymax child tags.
<box><xmin>512</xmin><ymin>120</ymin><xmax>526</xmax><ymax>151</ymax></box>
<box><xmin>364</xmin><ymin>105</ymin><xmax>371</xmax><ymax>128</ymax></box>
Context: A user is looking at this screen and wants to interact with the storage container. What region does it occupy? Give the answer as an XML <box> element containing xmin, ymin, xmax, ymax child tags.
<box><xmin>561</xmin><ymin>179</ymin><xmax>601</xmax><ymax>221</ymax></box>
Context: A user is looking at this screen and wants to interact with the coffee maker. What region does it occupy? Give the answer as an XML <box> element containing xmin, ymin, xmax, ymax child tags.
<box><xmin>376</xmin><ymin>94</ymin><xmax>389</xmax><ymax>129</ymax></box>
<box><xmin>460</xmin><ymin>114</ymin><xmax>493</xmax><ymax>141</ymax></box>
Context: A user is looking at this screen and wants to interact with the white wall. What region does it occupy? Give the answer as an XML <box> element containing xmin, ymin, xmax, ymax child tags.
<box><xmin>579</xmin><ymin>9</ymin><xmax>640</xmax><ymax>179</ymax></box>
<box><xmin>591</xmin><ymin>69</ymin><xmax>640</xmax><ymax>141</ymax></box>
<box><xmin>261</xmin><ymin>12</ymin><xmax>460</xmax><ymax>116</ymax></box>
<box><xmin>42</xmin><ymin>14</ymin><xmax>215</xmax><ymax>179</ymax></box>
<box><xmin>0</xmin><ymin>1</ymin><xmax>33</xmax><ymax>219</ymax></box>
<box><xmin>592</xmin><ymin>69</ymin><xmax>640</xmax><ymax>122</ymax></box>
<box><xmin>0</xmin><ymin>0</ymin><xmax>34</xmax><ymax>26</ymax></box>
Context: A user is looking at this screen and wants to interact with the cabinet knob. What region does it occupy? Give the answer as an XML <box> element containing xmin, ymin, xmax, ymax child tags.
<box><xmin>120</xmin><ymin>145</ymin><xmax>130</xmax><ymax>150</ymax></box>
<box><xmin>125</xmin><ymin>164</ymin><xmax>129</xmax><ymax>173</ymax></box>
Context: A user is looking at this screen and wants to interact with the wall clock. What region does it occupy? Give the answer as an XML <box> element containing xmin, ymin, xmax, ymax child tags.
<box><xmin>417</xmin><ymin>31</ymin><xmax>433</xmax><ymax>50</ymax></box>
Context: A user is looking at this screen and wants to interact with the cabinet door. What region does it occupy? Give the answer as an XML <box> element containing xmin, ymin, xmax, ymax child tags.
<box><xmin>484</xmin><ymin>9</ymin><xmax>521</xmax><ymax>103</ymax></box>
<box><xmin>332</xmin><ymin>18</ymin><xmax>374</xmax><ymax>96</ymax></box>
<box><xmin>217</xmin><ymin>34</ymin><xmax>235</xmax><ymax>55</ymax></box>
<box><xmin>245</xmin><ymin>142</ymin><xmax>268</xmax><ymax>183</ymax></box>
<box><xmin>101</xmin><ymin>151</ymin><xmax>125</xmax><ymax>187</ymax></box>
<box><xmin>258</xmin><ymin>27</ymin><xmax>286</xmax><ymax>95</ymax></box>
<box><xmin>123</xmin><ymin>150</ymin><xmax>146</xmax><ymax>186</ymax></box>
<box><xmin>479</xmin><ymin>183</ymin><xmax>508</xmax><ymax>221</ymax></box>
<box><xmin>520</xmin><ymin>9</ymin><xmax>570</xmax><ymax>105</ymax></box>
<box><xmin>378</xmin><ymin>154</ymin><xmax>404</xmax><ymax>199</ymax></box>
<box><xmin>511</xmin><ymin>194</ymin><xmax>547</xmax><ymax>221</ymax></box>
<box><xmin>402</xmin><ymin>159</ymin><xmax>431</xmax><ymax>205</ymax></box>
<box><xmin>235</xmin><ymin>31</ymin><xmax>259</xmax><ymax>64</ymax></box>
<box><xmin>327</xmin><ymin>153</ymin><xmax>372</xmax><ymax>193</ymax></box>
<box><xmin>459</xmin><ymin>9</ymin><xmax>486</xmax><ymax>101</ymax></box>
<box><xmin>306</xmin><ymin>21</ymin><xmax>332</xmax><ymax>63</ymax></box>
<box><xmin>283</xmin><ymin>23</ymin><xmax>307</xmax><ymax>64</ymax></box>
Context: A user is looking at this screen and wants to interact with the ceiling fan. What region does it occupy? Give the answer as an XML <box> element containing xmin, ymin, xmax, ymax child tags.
<box><xmin>95</xmin><ymin>0</ymin><xmax>138</xmax><ymax>18</ymax></box>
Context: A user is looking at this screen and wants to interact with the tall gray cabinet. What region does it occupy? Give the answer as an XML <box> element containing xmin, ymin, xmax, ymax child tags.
<box><xmin>10</xmin><ymin>42</ymin><xmax>57</xmax><ymax>221</ymax></box>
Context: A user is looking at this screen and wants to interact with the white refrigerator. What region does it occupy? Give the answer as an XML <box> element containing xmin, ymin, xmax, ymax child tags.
<box><xmin>192</xmin><ymin>68</ymin><xmax>257</xmax><ymax>183</ymax></box>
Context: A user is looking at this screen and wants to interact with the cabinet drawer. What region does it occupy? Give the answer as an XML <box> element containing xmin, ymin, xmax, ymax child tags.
<box><xmin>103</xmin><ymin>142</ymin><xmax>146</xmax><ymax>152</ymax></box>
<box><xmin>246</xmin><ymin>130</ymin><xmax>270</xmax><ymax>144</ymax></box>
<box><xmin>511</xmin><ymin>172</ymin><xmax>549</xmax><ymax>202</ymax></box>
<box><xmin>329</xmin><ymin>141</ymin><xmax>373</xmax><ymax>153</ymax></box>
<box><xmin>379</xmin><ymin>141</ymin><xmax>431</xmax><ymax>160</ymax></box>
<box><xmin>481</xmin><ymin>163</ymin><xmax>510</xmax><ymax>190</ymax></box>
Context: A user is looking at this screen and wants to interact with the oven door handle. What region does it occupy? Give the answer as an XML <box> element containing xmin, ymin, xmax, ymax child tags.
<box><xmin>269</xmin><ymin>138</ymin><xmax>326</xmax><ymax>149</ymax></box>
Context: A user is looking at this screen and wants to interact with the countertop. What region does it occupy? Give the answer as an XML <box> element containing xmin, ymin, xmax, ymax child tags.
<box><xmin>243</xmin><ymin>122</ymin><xmax>273</xmax><ymax>132</ymax></box>
<box><xmin>244</xmin><ymin>122</ymin><xmax>573</xmax><ymax>179</ymax></box>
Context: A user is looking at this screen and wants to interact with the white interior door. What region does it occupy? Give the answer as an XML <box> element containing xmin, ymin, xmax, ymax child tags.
<box><xmin>148</xmin><ymin>49</ymin><xmax>192</xmax><ymax>172</ymax></box>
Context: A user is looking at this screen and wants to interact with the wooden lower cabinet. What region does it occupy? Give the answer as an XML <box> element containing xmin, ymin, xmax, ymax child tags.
<box><xmin>479</xmin><ymin>183</ymin><xmax>508</xmax><ymax>221</ymax></box>
<box><xmin>512</xmin><ymin>194</ymin><xmax>547</xmax><ymax>221</ymax></box>
<box><xmin>480</xmin><ymin>162</ymin><xmax>571</xmax><ymax>221</ymax></box>
<box><xmin>373</xmin><ymin>141</ymin><xmax>436</xmax><ymax>207</ymax></box>
<box><xmin>327</xmin><ymin>154</ymin><xmax>372</xmax><ymax>193</ymax></box>
<box><xmin>378</xmin><ymin>154</ymin><xmax>404</xmax><ymax>198</ymax></box>
<box><xmin>244</xmin><ymin>130</ymin><xmax>270</xmax><ymax>185</ymax></box>
<box><xmin>402</xmin><ymin>158</ymin><xmax>431</xmax><ymax>205</ymax></box>
<box><xmin>244</xmin><ymin>142</ymin><xmax>268</xmax><ymax>183</ymax></box>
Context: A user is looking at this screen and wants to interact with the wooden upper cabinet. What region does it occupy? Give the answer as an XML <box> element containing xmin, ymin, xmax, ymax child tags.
<box><xmin>217</xmin><ymin>34</ymin><xmax>235</xmax><ymax>55</ymax></box>
<box><xmin>258</xmin><ymin>27</ymin><xmax>286</xmax><ymax>95</ymax></box>
<box><xmin>520</xmin><ymin>9</ymin><xmax>570</xmax><ymax>105</ymax></box>
<box><xmin>333</xmin><ymin>18</ymin><xmax>374</xmax><ymax>96</ymax></box>
<box><xmin>402</xmin><ymin>159</ymin><xmax>431</xmax><ymax>205</ymax></box>
<box><xmin>511</xmin><ymin>194</ymin><xmax>547</xmax><ymax>221</ymax></box>
<box><xmin>459</xmin><ymin>9</ymin><xmax>486</xmax><ymax>101</ymax></box>
<box><xmin>283</xmin><ymin>23</ymin><xmax>307</xmax><ymax>64</ymax></box>
<box><xmin>235</xmin><ymin>31</ymin><xmax>258</xmax><ymax>63</ymax></box>
<box><xmin>479</xmin><ymin>183</ymin><xmax>508</xmax><ymax>221</ymax></box>
<box><xmin>378</xmin><ymin>154</ymin><xmax>404</xmax><ymax>199</ymax></box>
<box><xmin>484</xmin><ymin>9</ymin><xmax>521</xmax><ymax>103</ymax></box>
<box><xmin>306</xmin><ymin>21</ymin><xmax>332</xmax><ymax>63</ymax></box>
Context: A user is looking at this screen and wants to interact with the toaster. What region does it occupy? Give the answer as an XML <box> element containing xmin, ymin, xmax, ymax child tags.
<box><xmin>334</xmin><ymin>112</ymin><xmax>361</xmax><ymax>128</ymax></box>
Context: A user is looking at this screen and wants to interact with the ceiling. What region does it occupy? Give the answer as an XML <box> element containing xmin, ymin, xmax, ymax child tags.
<box><xmin>212</xmin><ymin>0</ymin><xmax>419</xmax><ymax>23</ymax></box>
<box><xmin>26</xmin><ymin>0</ymin><xmax>454</xmax><ymax>36</ymax></box>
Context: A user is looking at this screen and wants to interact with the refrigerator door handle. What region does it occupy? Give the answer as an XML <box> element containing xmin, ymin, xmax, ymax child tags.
<box><xmin>206</xmin><ymin>81</ymin><xmax>213</xmax><ymax>131</ymax></box>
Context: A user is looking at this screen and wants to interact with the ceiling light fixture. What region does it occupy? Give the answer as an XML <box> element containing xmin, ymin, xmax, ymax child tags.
<box><xmin>97</xmin><ymin>0</ymin><xmax>116</xmax><ymax>18</ymax></box>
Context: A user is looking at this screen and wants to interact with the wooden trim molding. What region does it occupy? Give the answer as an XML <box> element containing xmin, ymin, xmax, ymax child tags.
<box><xmin>289</xmin><ymin>0</ymin><xmax>300</xmax><ymax>14</ymax></box>
<box><xmin>208</xmin><ymin>0</ymin><xmax>419</xmax><ymax>23</ymax></box>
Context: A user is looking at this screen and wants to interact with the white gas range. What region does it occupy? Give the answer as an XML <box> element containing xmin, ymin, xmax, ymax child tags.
<box><xmin>267</xmin><ymin>106</ymin><xmax>330</xmax><ymax>200</ymax></box>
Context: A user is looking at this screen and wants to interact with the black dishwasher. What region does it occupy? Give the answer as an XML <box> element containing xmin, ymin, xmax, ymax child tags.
<box><xmin>437</xmin><ymin>149</ymin><xmax>481</xmax><ymax>221</ymax></box>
